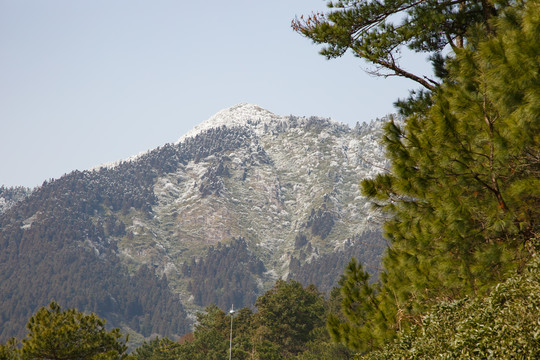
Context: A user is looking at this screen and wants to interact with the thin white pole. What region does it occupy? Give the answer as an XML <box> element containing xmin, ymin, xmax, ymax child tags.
<box><xmin>229</xmin><ymin>304</ymin><xmax>234</xmax><ymax>360</ymax></box>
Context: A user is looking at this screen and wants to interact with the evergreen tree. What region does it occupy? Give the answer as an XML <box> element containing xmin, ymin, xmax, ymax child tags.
<box><xmin>127</xmin><ymin>280</ymin><xmax>350</xmax><ymax>360</ymax></box>
<box><xmin>20</xmin><ymin>301</ymin><xmax>128</xmax><ymax>360</ymax></box>
<box><xmin>188</xmin><ymin>305</ymin><xmax>229</xmax><ymax>360</ymax></box>
<box><xmin>326</xmin><ymin>0</ymin><xmax>539</xmax><ymax>351</ymax></box>
<box><xmin>0</xmin><ymin>338</ymin><xmax>19</xmax><ymax>360</ymax></box>
<box><xmin>370</xmin><ymin>0</ymin><xmax>537</xmax><ymax>314</ymax></box>
<box><xmin>254</xmin><ymin>280</ymin><xmax>325</xmax><ymax>358</ymax></box>
<box><xmin>131</xmin><ymin>337</ymin><xmax>181</xmax><ymax>360</ymax></box>
<box><xmin>327</xmin><ymin>259</ymin><xmax>388</xmax><ymax>352</ymax></box>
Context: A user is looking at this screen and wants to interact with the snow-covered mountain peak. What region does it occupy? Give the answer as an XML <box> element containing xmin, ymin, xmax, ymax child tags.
<box><xmin>178</xmin><ymin>103</ymin><xmax>283</xmax><ymax>142</ymax></box>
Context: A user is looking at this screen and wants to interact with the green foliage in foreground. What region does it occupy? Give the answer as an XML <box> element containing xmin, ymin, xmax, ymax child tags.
<box><xmin>0</xmin><ymin>281</ymin><xmax>350</xmax><ymax>360</ymax></box>
<box><xmin>0</xmin><ymin>301</ymin><xmax>129</xmax><ymax>360</ymax></box>
<box><xmin>2</xmin><ymin>259</ymin><xmax>539</xmax><ymax>359</ymax></box>
<box><xmin>358</xmin><ymin>253</ymin><xmax>540</xmax><ymax>359</ymax></box>
<box><xmin>0</xmin><ymin>338</ymin><xmax>19</xmax><ymax>360</ymax></box>
<box><xmin>130</xmin><ymin>280</ymin><xmax>352</xmax><ymax>360</ymax></box>
<box><xmin>328</xmin><ymin>0</ymin><xmax>540</xmax><ymax>352</ymax></box>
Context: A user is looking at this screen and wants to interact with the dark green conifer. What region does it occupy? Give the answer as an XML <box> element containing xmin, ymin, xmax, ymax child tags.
<box><xmin>254</xmin><ymin>280</ymin><xmax>325</xmax><ymax>358</ymax></box>
<box><xmin>21</xmin><ymin>301</ymin><xmax>128</xmax><ymax>360</ymax></box>
<box><xmin>298</xmin><ymin>0</ymin><xmax>540</xmax><ymax>352</ymax></box>
<box><xmin>327</xmin><ymin>259</ymin><xmax>386</xmax><ymax>352</ymax></box>
<box><xmin>358</xmin><ymin>0</ymin><xmax>539</xmax><ymax>346</ymax></box>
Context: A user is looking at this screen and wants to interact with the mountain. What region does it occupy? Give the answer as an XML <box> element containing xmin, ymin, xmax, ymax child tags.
<box><xmin>0</xmin><ymin>103</ymin><xmax>390</xmax><ymax>342</ymax></box>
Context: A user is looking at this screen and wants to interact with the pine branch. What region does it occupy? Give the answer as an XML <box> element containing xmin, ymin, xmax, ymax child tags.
<box><xmin>356</xmin><ymin>48</ymin><xmax>438</xmax><ymax>90</ymax></box>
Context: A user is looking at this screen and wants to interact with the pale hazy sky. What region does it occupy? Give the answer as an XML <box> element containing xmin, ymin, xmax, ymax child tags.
<box><xmin>1</xmin><ymin>1</ymin><xmax>431</xmax><ymax>188</ymax></box>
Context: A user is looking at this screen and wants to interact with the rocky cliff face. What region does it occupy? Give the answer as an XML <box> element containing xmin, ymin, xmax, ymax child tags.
<box><xmin>0</xmin><ymin>103</ymin><xmax>392</xmax><ymax>341</ymax></box>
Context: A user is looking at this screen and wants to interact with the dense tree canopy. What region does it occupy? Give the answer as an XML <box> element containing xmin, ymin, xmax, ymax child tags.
<box><xmin>254</xmin><ymin>280</ymin><xmax>325</xmax><ymax>358</ymax></box>
<box><xmin>127</xmin><ymin>280</ymin><xmax>344</xmax><ymax>360</ymax></box>
<box><xmin>359</xmin><ymin>251</ymin><xmax>540</xmax><ymax>359</ymax></box>
<box><xmin>0</xmin><ymin>302</ymin><xmax>129</xmax><ymax>360</ymax></box>
<box><xmin>0</xmin><ymin>338</ymin><xmax>19</xmax><ymax>360</ymax></box>
<box><xmin>323</xmin><ymin>0</ymin><xmax>540</xmax><ymax>353</ymax></box>
<box><xmin>22</xmin><ymin>302</ymin><xmax>129</xmax><ymax>360</ymax></box>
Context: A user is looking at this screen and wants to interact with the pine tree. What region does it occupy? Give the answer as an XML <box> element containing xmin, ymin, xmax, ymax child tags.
<box><xmin>313</xmin><ymin>0</ymin><xmax>540</xmax><ymax>352</ymax></box>
<box><xmin>0</xmin><ymin>338</ymin><xmax>19</xmax><ymax>360</ymax></box>
<box><xmin>20</xmin><ymin>301</ymin><xmax>128</xmax><ymax>360</ymax></box>
<box><xmin>327</xmin><ymin>259</ymin><xmax>387</xmax><ymax>352</ymax></box>
<box><xmin>357</xmin><ymin>0</ymin><xmax>539</xmax><ymax>346</ymax></box>
<box><xmin>292</xmin><ymin>0</ymin><xmax>510</xmax><ymax>90</ymax></box>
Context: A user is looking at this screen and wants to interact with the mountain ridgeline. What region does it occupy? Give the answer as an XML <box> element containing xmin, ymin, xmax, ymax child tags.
<box><xmin>0</xmin><ymin>104</ymin><xmax>389</xmax><ymax>342</ymax></box>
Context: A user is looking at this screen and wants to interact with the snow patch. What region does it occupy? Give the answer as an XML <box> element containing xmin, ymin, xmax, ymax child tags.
<box><xmin>178</xmin><ymin>103</ymin><xmax>281</xmax><ymax>142</ymax></box>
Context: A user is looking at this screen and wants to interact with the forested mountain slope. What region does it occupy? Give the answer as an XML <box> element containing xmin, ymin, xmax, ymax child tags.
<box><xmin>0</xmin><ymin>104</ymin><xmax>390</xmax><ymax>342</ymax></box>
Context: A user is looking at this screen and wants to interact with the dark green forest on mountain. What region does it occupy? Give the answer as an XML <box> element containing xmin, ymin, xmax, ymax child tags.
<box><xmin>0</xmin><ymin>126</ymin><xmax>277</xmax><ymax>342</ymax></box>
<box><xmin>183</xmin><ymin>238</ymin><xmax>266</xmax><ymax>310</ymax></box>
<box><xmin>0</xmin><ymin>159</ymin><xmax>195</xmax><ymax>341</ymax></box>
<box><xmin>289</xmin><ymin>230</ymin><xmax>385</xmax><ymax>294</ymax></box>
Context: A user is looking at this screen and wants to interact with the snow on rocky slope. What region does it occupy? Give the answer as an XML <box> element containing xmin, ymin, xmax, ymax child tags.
<box><xmin>111</xmin><ymin>103</ymin><xmax>393</xmax><ymax>311</ymax></box>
